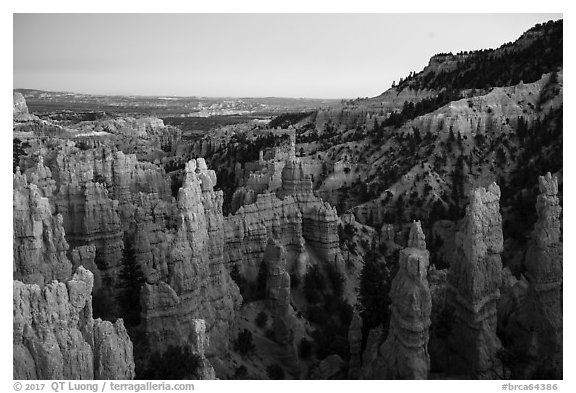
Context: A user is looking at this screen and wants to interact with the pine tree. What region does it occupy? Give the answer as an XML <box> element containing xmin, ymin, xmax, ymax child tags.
<box><xmin>140</xmin><ymin>346</ymin><xmax>202</xmax><ymax>379</ymax></box>
<box><xmin>117</xmin><ymin>235</ymin><xmax>145</xmax><ymax>326</ymax></box>
<box><xmin>13</xmin><ymin>138</ymin><xmax>30</xmax><ymax>173</ymax></box>
<box><xmin>230</xmin><ymin>264</ymin><xmax>249</xmax><ymax>300</ymax></box>
<box><xmin>255</xmin><ymin>260</ymin><xmax>268</xmax><ymax>300</ymax></box>
<box><xmin>358</xmin><ymin>251</ymin><xmax>393</xmax><ymax>347</ymax></box>
<box><xmin>448</xmin><ymin>126</ymin><xmax>455</xmax><ymax>142</ymax></box>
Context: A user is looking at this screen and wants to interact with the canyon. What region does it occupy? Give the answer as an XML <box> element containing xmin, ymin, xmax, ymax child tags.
<box><xmin>13</xmin><ymin>19</ymin><xmax>563</xmax><ymax>380</ymax></box>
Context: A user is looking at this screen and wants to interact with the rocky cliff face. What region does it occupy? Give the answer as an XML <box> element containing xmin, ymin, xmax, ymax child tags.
<box><xmin>47</xmin><ymin>146</ymin><xmax>172</xmax><ymax>214</ymax></box>
<box><xmin>447</xmin><ymin>183</ymin><xmax>503</xmax><ymax>378</ymax></box>
<box><xmin>22</xmin><ymin>155</ymin><xmax>57</xmax><ymax>197</ymax></box>
<box><xmin>301</xmin><ymin>201</ymin><xmax>341</xmax><ymax>265</ymax></box>
<box><xmin>14</xmin><ymin>169</ymin><xmax>135</xmax><ymax>380</ymax></box>
<box><xmin>72</xmin><ymin>116</ymin><xmax>181</xmax><ymax>150</ymax></box>
<box><xmin>224</xmin><ymin>136</ymin><xmax>342</xmax><ymax>278</ymax></box>
<box><xmin>314</xmin><ymin>87</ymin><xmax>437</xmax><ymax>131</ymax></box>
<box><xmin>277</xmin><ymin>159</ymin><xmax>343</xmax><ymax>268</ymax></box>
<box><xmin>347</xmin><ymin>311</ymin><xmax>363</xmax><ymax>378</ymax></box>
<box><xmin>521</xmin><ymin>172</ymin><xmax>562</xmax><ymax>377</ymax></box>
<box><xmin>224</xmin><ymin>193</ymin><xmax>305</xmax><ymax>282</ymax></box>
<box><xmin>16</xmin><ymin>134</ymin><xmax>238</xmax><ymax>378</ymax></box>
<box><xmin>230</xmin><ymin>186</ymin><xmax>256</xmax><ymax>213</ymax></box>
<box><xmin>379</xmin><ymin>221</ymin><xmax>432</xmax><ymax>379</ymax></box>
<box><xmin>187</xmin><ymin>319</ymin><xmax>217</xmax><ymax>379</ymax></box>
<box><xmin>14</xmin><ymin>92</ymin><xmax>38</xmax><ymax>122</ymax></box>
<box><xmin>263</xmin><ymin>238</ymin><xmax>293</xmax><ymax>345</ymax></box>
<box><xmin>140</xmin><ymin>159</ymin><xmax>241</xmax><ymax>359</ymax></box>
<box><xmin>403</xmin><ymin>71</ymin><xmax>562</xmax><ymax>138</ymax></box>
<box><xmin>129</xmin><ymin>192</ymin><xmax>176</xmax><ymax>285</ymax></box>
<box><xmin>13</xmin><ymin>170</ymin><xmax>72</xmax><ymax>286</ymax></box>
<box><xmin>20</xmin><ymin>145</ymin><xmax>172</xmax><ymax>296</ymax></box>
<box><xmin>361</xmin><ymin>221</ymin><xmax>432</xmax><ymax>379</ymax></box>
<box><xmin>314</xmin><ymin>60</ymin><xmax>562</xmax><ymax>236</ymax></box>
<box><xmin>226</xmin><ymin>133</ymin><xmax>296</xmax><ymax>214</ymax></box>
<box><xmin>55</xmin><ymin>181</ymin><xmax>123</xmax><ymax>288</ymax></box>
<box><xmin>276</xmin><ymin>159</ymin><xmax>313</xmax><ymax>200</ymax></box>
<box><xmin>13</xmin><ymin>266</ymin><xmax>135</xmax><ymax>380</ymax></box>
<box><xmin>224</xmin><ymin>157</ymin><xmax>343</xmax><ymax>287</ymax></box>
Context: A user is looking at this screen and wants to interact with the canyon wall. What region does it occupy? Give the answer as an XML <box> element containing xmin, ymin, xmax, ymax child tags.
<box><xmin>16</xmin><ymin>120</ymin><xmax>239</xmax><ymax>376</ymax></box>
<box><xmin>225</xmin><ymin>193</ymin><xmax>305</xmax><ymax>282</ymax></box>
<box><xmin>140</xmin><ymin>159</ymin><xmax>241</xmax><ymax>358</ymax></box>
<box><xmin>14</xmin><ymin>92</ymin><xmax>39</xmax><ymax>121</ymax></box>
<box><xmin>13</xmin><ymin>170</ymin><xmax>72</xmax><ymax>286</ymax></box>
<box><xmin>224</xmin><ymin>155</ymin><xmax>343</xmax><ymax>283</ymax></box>
<box><xmin>20</xmin><ymin>145</ymin><xmax>173</xmax><ymax>294</ymax></box>
<box><xmin>13</xmin><ymin>169</ymin><xmax>135</xmax><ymax>380</ymax></box>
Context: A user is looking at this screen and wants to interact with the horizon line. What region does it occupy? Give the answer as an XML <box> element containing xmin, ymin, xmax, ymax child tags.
<box><xmin>13</xmin><ymin>87</ymin><xmax>355</xmax><ymax>101</ymax></box>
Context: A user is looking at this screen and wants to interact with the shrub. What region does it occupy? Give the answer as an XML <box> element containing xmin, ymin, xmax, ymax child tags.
<box><xmin>255</xmin><ymin>261</ymin><xmax>269</xmax><ymax>300</ymax></box>
<box><xmin>230</xmin><ymin>264</ymin><xmax>251</xmax><ymax>301</ymax></box>
<box><xmin>234</xmin><ymin>329</ymin><xmax>255</xmax><ymax>356</ymax></box>
<box><xmin>139</xmin><ymin>346</ymin><xmax>201</xmax><ymax>379</ymax></box>
<box><xmin>358</xmin><ymin>251</ymin><xmax>394</xmax><ymax>347</ymax></box>
<box><xmin>92</xmin><ymin>174</ymin><xmax>108</xmax><ymax>186</ymax></box>
<box><xmin>13</xmin><ymin>138</ymin><xmax>30</xmax><ymax>173</ymax></box>
<box><xmin>266</xmin><ymin>364</ymin><xmax>285</xmax><ymax>380</ymax></box>
<box><xmin>255</xmin><ymin>312</ymin><xmax>268</xmax><ymax>328</ymax></box>
<box><xmin>265</xmin><ymin>329</ymin><xmax>276</xmax><ymax>341</ymax></box>
<box><xmin>325</xmin><ymin>262</ymin><xmax>344</xmax><ymax>298</ymax></box>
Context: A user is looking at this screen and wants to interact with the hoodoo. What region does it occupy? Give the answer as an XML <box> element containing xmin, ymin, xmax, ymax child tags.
<box><xmin>447</xmin><ymin>184</ymin><xmax>503</xmax><ymax>378</ymax></box>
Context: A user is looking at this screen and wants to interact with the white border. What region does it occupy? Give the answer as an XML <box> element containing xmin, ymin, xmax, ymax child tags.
<box><xmin>2</xmin><ymin>2</ymin><xmax>573</xmax><ymax>391</ymax></box>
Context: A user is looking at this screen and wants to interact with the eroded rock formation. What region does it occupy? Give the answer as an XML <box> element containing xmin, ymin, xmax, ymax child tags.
<box><xmin>140</xmin><ymin>159</ymin><xmax>241</xmax><ymax>359</ymax></box>
<box><xmin>72</xmin><ymin>116</ymin><xmax>181</xmax><ymax>151</ymax></box>
<box><xmin>13</xmin><ymin>267</ymin><xmax>135</xmax><ymax>380</ymax></box>
<box><xmin>312</xmin><ymin>354</ymin><xmax>347</xmax><ymax>379</ymax></box>
<box><xmin>522</xmin><ymin>172</ymin><xmax>563</xmax><ymax>377</ymax></box>
<box><xmin>18</xmin><ymin>138</ymin><xmax>241</xmax><ymax>375</ymax></box>
<box><xmin>447</xmin><ymin>183</ymin><xmax>503</xmax><ymax>378</ymax></box>
<box><xmin>225</xmin><ymin>193</ymin><xmax>305</xmax><ymax>282</ymax></box>
<box><xmin>14</xmin><ymin>168</ymin><xmax>135</xmax><ymax>380</ymax></box>
<box><xmin>361</xmin><ymin>221</ymin><xmax>432</xmax><ymax>379</ymax></box>
<box><xmin>225</xmin><ymin>137</ymin><xmax>343</xmax><ymax>279</ymax></box>
<box><xmin>347</xmin><ymin>311</ymin><xmax>363</xmax><ymax>378</ymax></box>
<box><xmin>20</xmin><ymin>145</ymin><xmax>173</xmax><ymax>296</ymax></box>
<box><xmin>13</xmin><ymin>170</ymin><xmax>72</xmax><ymax>286</ymax></box>
<box><xmin>14</xmin><ymin>92</ymin><xmax>38</xmax><ymax>122</ymax></box>
<box><xmin>263</xmin><ymin>237</ymin><xmax>293</xmax><ymax>344</ymax></box>
<box><xmin>184</xmin><ymin>319</ymin><xmax>217</xmax><ymax>379</ymax></box>
<box><xmin>379</xmin><ymin>221</ymin><xmax>431</xmax><ymax>379</ymax></box>
<box><xmin>301</xmin><ymin>201</ymin><xmax>341</xmax><ymax>266</ymax></box>
<box><xmin>55</xmin><ymin>181</ymin><xmax>123</xmax><ymax>289</ymax></box>
<box><xmin>278</xmin><ymin>159</ymin><xmax>342</xmax><ymax>268</ymax></box>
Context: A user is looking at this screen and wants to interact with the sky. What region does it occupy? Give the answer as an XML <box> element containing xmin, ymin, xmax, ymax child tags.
<box><xmin>13</xmin><ymin>13</ymin><xmax>562</xmax><ymax>99</ymax></box>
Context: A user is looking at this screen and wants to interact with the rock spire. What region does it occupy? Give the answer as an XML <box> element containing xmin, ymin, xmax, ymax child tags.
<box><xmin>447</xmin><ymin>183</ymin><xmax>503</xmax><ymax>378</ymax></box>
